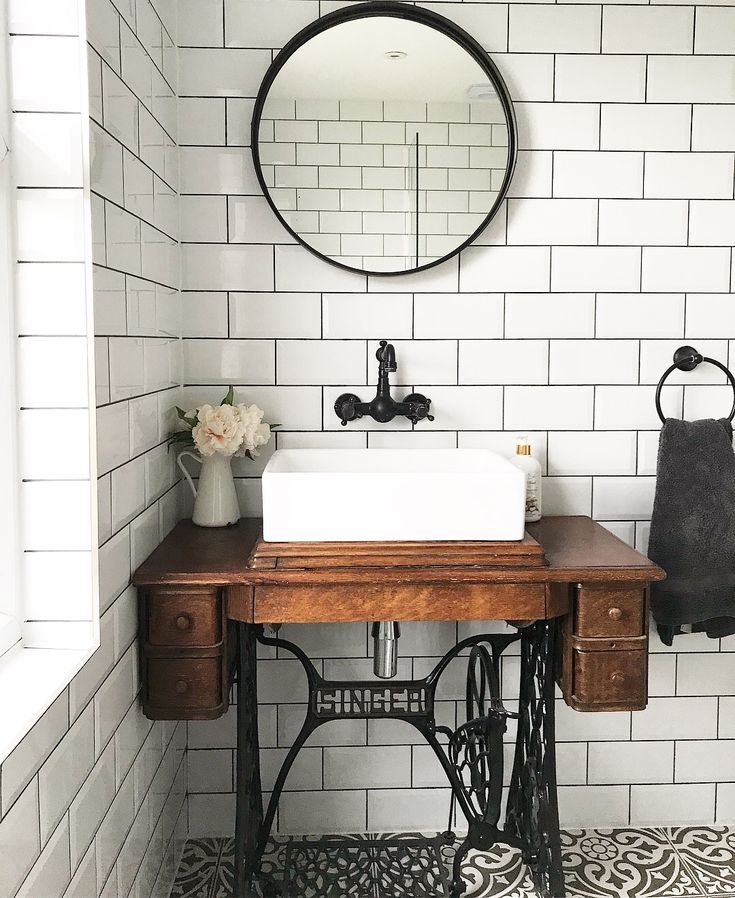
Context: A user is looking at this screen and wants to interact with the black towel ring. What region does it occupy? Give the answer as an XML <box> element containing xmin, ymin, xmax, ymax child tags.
<box><xmin>655</xmin><ymin>345</ymin><xmax>735</xmax><ymax>424</ymax></box>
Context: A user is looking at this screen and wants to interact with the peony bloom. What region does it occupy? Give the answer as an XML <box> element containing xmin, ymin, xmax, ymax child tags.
<box><xmin>192</xmin><ymin>404</ymin><xmax>247</xmax><ymax>456</ymax></box>
<box><xmin>234</xmin><ymin>404</ymin><xmax>272</xmax><ymax>457</ymax></box>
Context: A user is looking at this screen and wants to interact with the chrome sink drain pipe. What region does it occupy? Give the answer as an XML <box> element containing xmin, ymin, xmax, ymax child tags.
<box><xmin>372</xmin><ymin>621</ymin><xmax>401</xmax><ymax>678</ymax></box>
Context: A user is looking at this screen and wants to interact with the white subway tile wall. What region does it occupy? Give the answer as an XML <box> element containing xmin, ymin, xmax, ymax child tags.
<box><xmin>0</xmin><ymin>1</ymin><xmax>185</xmax><ymax>898</ymax></box>
<box><xmin>178</xmin><ymin>0</ymin><xmax>735</xmax><ymax>838</ymax></box>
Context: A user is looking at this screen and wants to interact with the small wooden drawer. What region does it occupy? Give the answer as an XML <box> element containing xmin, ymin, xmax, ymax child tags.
<box><xmin>146</xmin><ymin>657</ymin><xmax>223</xmax><ymax>714</ymax></box>
<box><xmin>574</xmin><ymin>585</ymin><xmax>645</xmax><ymax>638</ymax></box>
<box><xmin>147</xmin><ymin>589</ymin><xmax>222</xmax><ymax>647</ymax></box>
<box><xmin>573</xmin><ymin>648</ymin><xmax>647</xmax><ymax>709</ymax></box>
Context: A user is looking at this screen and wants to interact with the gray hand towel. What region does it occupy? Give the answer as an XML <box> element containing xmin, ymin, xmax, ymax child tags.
<box><xmin>648</xmin><ymin>417</ymin><xmax>735</xmax><ymax>645</ymax></box>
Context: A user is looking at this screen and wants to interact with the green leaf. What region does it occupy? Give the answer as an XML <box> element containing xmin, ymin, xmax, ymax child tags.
<box><xmin>175</xmin><ymin>407</ymin><xmax>198</xmax><ymax>428</ymax></box>
<box><xmin>221</xmin><ymin>386</ymin><xmax>235</xmax><ymax>406</ymax></box>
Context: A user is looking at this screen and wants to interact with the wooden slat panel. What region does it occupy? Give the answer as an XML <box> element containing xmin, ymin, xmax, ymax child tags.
<box><xmin>254</xmin><ymin>582</ymin><xmax>547</xmax><ymax>624</ymax></box>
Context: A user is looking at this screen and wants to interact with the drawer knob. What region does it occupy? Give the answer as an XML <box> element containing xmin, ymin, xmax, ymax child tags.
<box><xmin>175</xmin><ymin>614</ymin><xmax>192</xmax><ymax>631</ymax></box>
<box><xmin>175</xmin><ymin>679</ymin><xmax>189</xmax><ymax>694</ymax></box>
<box><xmin>610</xmin><ymin>672</ymin><xmax>625</xmax><ymax>685</ymax></box>
<box><xmin>608</xmin><ymin>607</ymin><xmax>623</xmax><ymax>621</ymax></box>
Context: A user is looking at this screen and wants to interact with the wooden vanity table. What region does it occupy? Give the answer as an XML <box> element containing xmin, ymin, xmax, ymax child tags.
<box><xmin>134</xmin><ymin>515</ymin><xmax>664</xmax><ymax>898</ymax></box>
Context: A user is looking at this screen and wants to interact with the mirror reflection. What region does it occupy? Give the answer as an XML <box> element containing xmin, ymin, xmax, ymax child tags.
<box><xmin>254</xmin><ymin>11</ymin><xmax>514</xmax><ymax>275</ymax></box>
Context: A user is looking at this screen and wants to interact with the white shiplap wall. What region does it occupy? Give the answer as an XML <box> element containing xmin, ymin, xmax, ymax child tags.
<box><xmin>0</xmin><ymin>1</ymin><xmax>186</xmax><ymax>896</ymax></box>
<box><xmin>178</xmin><ymin>0</ymin><xmax>735</xmax><ymax>838</ymax></box>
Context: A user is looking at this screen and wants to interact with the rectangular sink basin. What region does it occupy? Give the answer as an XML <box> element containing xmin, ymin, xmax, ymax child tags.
<box><xmin>262</xmin><ymin>449</ymin><xmax>526</xmax><ymax>542</ymax></box>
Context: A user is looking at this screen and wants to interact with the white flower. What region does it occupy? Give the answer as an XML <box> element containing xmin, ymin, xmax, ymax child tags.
<box><xmin>192</xmin><ymin>404</ymin><xmax>247</xmax><ymax>457</ymax></box>
<box><xmin>234</xmin><ymin>404</ymin><xmax>272</xmax><ymax>457</ymax></box>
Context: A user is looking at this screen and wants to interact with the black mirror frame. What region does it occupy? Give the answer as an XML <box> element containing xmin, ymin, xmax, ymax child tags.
<box><xmin>251</xmin><ymin>0</ymin><xmax>518</xmax><ymax>278</ymax></box>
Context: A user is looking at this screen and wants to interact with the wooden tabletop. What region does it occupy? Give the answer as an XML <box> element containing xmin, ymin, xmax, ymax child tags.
<box><xmin>133</xmin><ymin>516</ymin><xmax>665</xmax><ymax>587</ymax></box>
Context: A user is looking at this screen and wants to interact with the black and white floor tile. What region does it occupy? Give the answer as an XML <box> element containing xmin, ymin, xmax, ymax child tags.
<box><xmin>171</xmin><ymin>828</ymin><xmax>735</xmax><ymax>898</ymax></box>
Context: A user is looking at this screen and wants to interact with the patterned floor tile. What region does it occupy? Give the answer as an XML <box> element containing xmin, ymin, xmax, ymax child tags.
<box><xmin>562</xmin><ymin>830</ymin><xmax>702</xmax><ymax>898</ymax></box>
<box><xmin>171</xmin><ymin>829</ymin><xmax>735</xmax><ymax>898</ymax></box>
<box><xmin>667</xmin><ymin>828</ymin><xmax>735</xmax><ymax>896</ymax></box>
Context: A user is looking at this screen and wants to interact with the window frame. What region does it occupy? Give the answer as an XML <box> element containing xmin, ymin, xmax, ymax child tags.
<box><xmin>0</xmin><ymin>0</ymin><xmax>21</xmax><ymax>659</ymax></box>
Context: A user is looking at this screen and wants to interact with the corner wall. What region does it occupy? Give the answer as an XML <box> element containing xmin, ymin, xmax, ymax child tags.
<box><xmin>0</xmin><ymin>0</ymin><xmax>186</xmax><ymax>895</ymax></box>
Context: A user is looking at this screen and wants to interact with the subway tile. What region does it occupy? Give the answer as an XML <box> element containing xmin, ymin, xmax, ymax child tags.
<box><xmin>414</xmin><ymin>293</ymin><xmax>503</xmax><ymax>339</ymax></box>
<box><xmin>645</xmin><ymin>153</ymin><xmax>735</xmax><ymax>200</ymax></box>
<box><xmin>323</xmin><ymin>746</ymin><xmax>411</xmax><ymax>790</ymax></box>
<box><xmin>631</xmin><ymin>784</ymin><xmax>715</xmax><ymax>826</ymax></box>
<box><xmin>505</xmin><ymin>293</ymin><xmax>595</xmax><ymax>338</ymax></box>
<box><xmin>552</xmin><ymin>247</ymin><xmax>641</xmax><ymax>292</ymax></box>
<box><xmin>461</xmin><ymin>340</ymin><xmax>548</xmax><ymax>385</ymax></box>
<box><xmin>276</xmin><ymin>340</ymin><xmax>365</xmax><ymax>386</ymax></box>
<box><xmin>686</xmin><ymin>295</ymin><xmax>735</xmax><ymax>339</ymax></box>
<box><xmin>182</xmin><ymin>244</ymin><xmax>274</xmax><ymax>291</ymax></box>
<box><xmin>229</xmin><ymin>195</ymin><xmax>292</xmax><ymax>244</ymax></box>
<box><xmin>550</xmin><ymin>339</ymin><xmax>638</xmax><ymax>385</ymax></box>
<box><xmin>505</xmin><ymin>387</ymin><xmax>593</xmax><ymax>431</ymax></box>
<box><xmin>596</xmin><ymin>294</ymin><xmax>685</xmax><ymax>338</ymax></box>
<box><xmin>460</xmin><ymin>246</ymin><xmax>550</xmax><ymax>292</ymax></box>
<box><xmin>642</xmin><ymin>248</ymin><xmax>731</xmax><ymax>293</ymax></box>
<box><xmin>509</xmin><ymin>5</ymin><xmax>601</xmax><ymax>53</ymax></box>
<box><xmin>178</xmin><ymin>48</ymin><xmax>271</xmax><ymax>97</ymax></box>
<box><xmin>602</xmin><ymin>6</ymin><xmax>694</xmax><ymax>53</ymax></box>
<box><xmin>598</xmin><ymin>200</ymin><xmax>688</xmax><ymax>246</ymax></box>
<box><xmin>322</xmin><ymin>293</ymin><xmax>412</xmax><ymax>339</ymax></box>
<box><xmin>11</xmin><ymin>36</ymin><xmax>82</xmax><ymax>112</ymax></box>
<box><xmin>16</xmin><ymin>189</ymin><xmax>85</xmax><ymax>262</ymax></box>
<box><xmin>515</xmin><ymin>102</ymin><xmax>600</xmax><ymax>151</ymax></box>
<box><xmin>553</xmin><ymin>152</ymin><xmax>643</xmax><ymax>199</ymax></box>
<box><xmin>588</xmin><ymin>741</ymin><xmax>673</xmax><ymax>785</ymax></box>
<box><xmin>183</xmin><ymin>338</ymin><xmax>275</xmax><ymax>385</ymax></box>
<box><xmin>69</xmin><ymin>743</ymin><xmax>116</xmax><ymax>870</ymax></box>
<box><xmin>677</xmin><ymin>654</ymin><xmax>735</xmax><ymax>697</ymax></box>
<box><xmin>178</xmin><ymin>0</ymin><xmax>223</xmax><ymax>46</ymax></box>
<box><xmin>491</xmin><ymin>54</ymin><xmax>554</xmax><ymax>103</ymax></box>
<box><xmin>180</xmin><ymin>146</ymin><xmax>255</xmax><ymax>194</ymax></box>
<box><xmin>16</xmin><ymin>815</ymin><xmax>71</xmax><ymax>898</ymax></box>
<box><xmin>555</xmin><ymin>55</ymin><xmax>646</xmax><ymax>103</ymax></box>
<box><xmin>17</xmin><ymin>263</ymin><xmax>88</xmax><ymax>336</ymax></box>
<box><xmin>595</xmin><ymin>385</ymin><xmax>682</xmax><ymax>430</ymax></box>
<box><xmin>632</xmin><ymin>697</ymin><xmax>718</xmax><ymax>741</ymax></box>
<box><xmin>14</xmin><ymin>113</ymin><xmax>83</xmax><ymax>188</ymax></box>
<box><xmin>39</xmin><ymin>705</ymin><xmax>94</xmax><ymax>845</ymax></box>
<box><xmin>639</xmin><ymin>339</ymin><xmax>728</xmax><ymax>385</ymax></box>
<box><xmin>543</xmin><ymin>476</ymin><xmax>592</xmax><ymax>516</ymax></box>
<box><xmin>410</xmin><ymin>386</ymin><xmax>502</xmax><ymax>431</ymax></box>
<box><xmin>0</xmin><ymin>780</ymin><xmax>41</xmax><ymax>898</ymax></box>
<box><xmin>368</xmin><ymin>339</ymin><xmax>456</xmax><ymax>386</ymax></box>
<box><xmin>280</xmin><ymin>791</ymin><xmax>366</xmax><ymax>835</ymax></box>
<box><xmin>507</xmin><ymin>199</ymin><xmax>597</xmax><ymax>245</ymax></box>
<box><xmin>601</xmin><ymin>104</ymin><xmax>692</xmax><ymax>151</ymax></box>
<box><xmin>423</xmin><ymin>3</ymin><xmax>508</xmax><ymax>53</ymax></box>
<box><xmin>231</xmin><ymin>292</ymin><xmax>321</xmax><ymax>339</ymax></box>
<box><xmin>368</xmin><ymin>788</ymin><xmax>450</xmax><ymax>831</ymax></box>
<box><xmin>692</xmin><ymin>106</ymin><xmax>735</xmax><ymax>151</ymax></box>
<box><xmin>695</xmin><ymin>7</ymin><xmax>735</xmax><ymax>53</ymax></box>
<box><xmin>548</xmin><ymin>432</ymin><xmax>637</xmax><ymax>476</ymax></box>
<box><xmin>676</xmin><ymin>741</ymin><xmax>735</xmax><ymax>783</ymax></box>
<box><xmin>648</xmin><ymin>56</ymin><xmax>735</xmax><ymax>104</ymax></box>
<box><xmin>276</xmin><ymin>245</ymin><xmax>366</xmax><ymax>292</ymax></box>
<box><xmin>689</xmin><ymin>201</ymin><xmax>735</xmax><ymax>247</ymax></box>
<box><xmin>507</xmin><ymin>150</ymin><xmax>553</xmax><ymax>199</ymax></box>
<box><xmin>559</xmin><ymin>786</ymin><xmax>629</xmax><ymax>827</ymax></box>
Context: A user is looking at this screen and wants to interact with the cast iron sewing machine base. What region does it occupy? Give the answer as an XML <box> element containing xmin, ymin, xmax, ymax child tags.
<box><xmin>233</xmin><ymin>621</ymin><xmax>565</xmax><ymax>898</ymax></box>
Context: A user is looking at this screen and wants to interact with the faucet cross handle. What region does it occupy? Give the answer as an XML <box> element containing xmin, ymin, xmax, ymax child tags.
<box><xmin>403</xmin><ymin>392</ymin><xmax>435</xmax><ymax>425</ymax></box>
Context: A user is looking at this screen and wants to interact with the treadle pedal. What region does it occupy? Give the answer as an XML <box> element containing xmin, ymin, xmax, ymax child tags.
<box><xmin>257</xmin><ymin>834</ymin><xmax>452</xmax><ymax>897</ymax></box>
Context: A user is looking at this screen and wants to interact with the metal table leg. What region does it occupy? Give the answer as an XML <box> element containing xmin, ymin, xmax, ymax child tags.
<box><xmin>234</xmin><ymin>623</ymin><xmax>264</xmax><ymax>898</ymax></box>
<box><xmin>506</xmin><ymin>620</ymin><xmax>566</xmax><ymax>898</ymax></box>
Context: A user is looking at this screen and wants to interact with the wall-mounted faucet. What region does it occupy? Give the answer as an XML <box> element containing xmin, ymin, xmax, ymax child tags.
<box><xmin>334</xmin><ymin>340</ymin><xmax>434</xmax><ymax>426</ymax></box>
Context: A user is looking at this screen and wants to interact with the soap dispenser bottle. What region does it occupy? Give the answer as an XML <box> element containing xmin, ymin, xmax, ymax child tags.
<box><xmin>511</xmin><ymin>435</ymin><xmax>542</xmax><ymax>522</ymax></box>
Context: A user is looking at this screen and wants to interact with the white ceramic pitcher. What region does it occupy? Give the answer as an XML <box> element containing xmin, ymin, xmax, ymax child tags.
<box><xmin>177</xmin><ymin>451</ymin><xmax>241</xmax><ymax>527</ymax></box>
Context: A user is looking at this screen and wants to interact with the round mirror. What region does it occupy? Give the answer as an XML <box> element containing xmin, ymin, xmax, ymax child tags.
<box><xmin>251</xmin><ymin>2</ymin><xmax>517</xmax><ymax>276</ymax></box>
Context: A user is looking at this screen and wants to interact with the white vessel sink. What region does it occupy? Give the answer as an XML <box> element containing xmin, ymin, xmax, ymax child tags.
<box><xmin>262</xmin><ymin>448</ymin><xmax>526</xmax><ymax>542</ymax></box>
